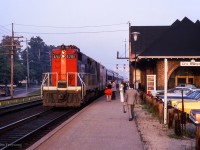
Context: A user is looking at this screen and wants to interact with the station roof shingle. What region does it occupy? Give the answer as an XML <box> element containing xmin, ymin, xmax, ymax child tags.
<box><xmin>131</xmin><ymin>17</ymin><xmax>200</xmax><ymax>59</ymax></box>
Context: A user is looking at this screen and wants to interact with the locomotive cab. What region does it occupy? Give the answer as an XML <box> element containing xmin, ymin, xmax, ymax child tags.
<box><xmin>41</xmin><ymin>45</ymin><xmax>86</xmax><ymax>107</ymax></box>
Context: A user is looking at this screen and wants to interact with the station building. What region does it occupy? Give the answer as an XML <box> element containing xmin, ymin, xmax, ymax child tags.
<box><xmin>129</xmin><ymin>17</ymin><xmax>200</xmax><ymax>93</ymax></box>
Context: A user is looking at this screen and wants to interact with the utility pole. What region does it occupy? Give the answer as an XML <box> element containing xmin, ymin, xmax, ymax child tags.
<box><xmin>123</xmin><ymin>39</ymin><xmax>127</xmax><ymax>58</ymax></box>
<box><xmin>26</xmin><ymin>38</ymin><xmax>29</xmax><ymax>93</ymax></box>
<box><xmin>116</xmin><ymin>22</ymin><xmax>131</xmax><ymax>82</ymax></box>
<box><xmin>10</xmin><ymin>23</ymin><xmax>14</xmax><ymax>99</ymax></box>
<box><xmin>3</xmin><ymin>23</ymin><xmax>23</xmax><ymax>99</ymax></box>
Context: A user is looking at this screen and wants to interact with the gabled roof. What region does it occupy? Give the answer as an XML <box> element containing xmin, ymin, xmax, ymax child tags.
<box><xmin>130</xmin><ymin>26</ymin><xmax>169</xmax><ymax>55</ymax></box>
<box><xmin>132</xmin><ymin>17</ymin><xmax>200</xmax><ymax>59</ymax></box>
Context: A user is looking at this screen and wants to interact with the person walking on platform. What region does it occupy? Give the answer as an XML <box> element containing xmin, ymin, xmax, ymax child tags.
<box><xmin>125</xmin><ymin>84</ymin><xmax>139</xmax><ymax>121</ymax></box>
<box><xmin>111</xmin><ymin>80</ymin><xmax>116</xmax><ymax>100</ymax></box>
<box><xmin>119</xmin><ymin>81</ymin><xmax>127</xmax><ymax>113</ymax></box>
<box><xmin>104</xmin><ymin>84</ymin><xmax>112</xmax><ymax>102</ymax></box>
<box><xmin>123</xmin><ymin>82</ymin><xmax>128</xmax><ymax>94</ymax></box>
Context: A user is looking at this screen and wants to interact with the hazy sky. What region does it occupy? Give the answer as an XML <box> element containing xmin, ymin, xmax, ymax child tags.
<box><xmin>1</xmin><ymin>0</ymin><xmax>200</xmax><ymax>80</ymax></box>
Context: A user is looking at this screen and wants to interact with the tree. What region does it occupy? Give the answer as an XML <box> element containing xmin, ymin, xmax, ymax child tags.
<box><xmin>0</xmin><ymin>43</ymin><xmax>10</xmax><ymax>84</ymax></box>
<box><xmin>21</xmin><ymin>36</ymin><xmax>55</xmax><ymax>84</ymax></box>
<box><xmin>0</xmin><ymin>36</ymin><xmax>25</xmax><ymax>85</ymax></box>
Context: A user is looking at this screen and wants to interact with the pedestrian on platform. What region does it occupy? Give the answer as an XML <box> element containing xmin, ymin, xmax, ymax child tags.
<box><xmin>125</xmin><ymin>84</ymin><xmax>139</xmax><ymax>121</ymax></box>
<box><xmin>104</xmin><ymin>84</ymin><xmax>112</xmax><ymax>102</ymax></box>
<box><xmin>123</xmin><ymin>82</ymin><xmax>127</xmax><ymax>94</ymax></box>
<box><xmin>119</xmin><ymin>81</ymin><xmax>127</xmax><ymax>113</ymax></box>
<box><xmin>111</xmin><ymin>80</ymin><xmax>116</xmax><ymax>100</ymax></box>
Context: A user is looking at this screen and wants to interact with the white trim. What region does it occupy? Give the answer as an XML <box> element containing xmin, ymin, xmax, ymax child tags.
<box><xmin>43</xmin><ymin>86</ymin><xmax>81</xmax><ymax>91</ymax></box>
<box><xmin>138</xmin><ymin>56</ymin><xmax>200</xmax><ymax>59</ymax></box>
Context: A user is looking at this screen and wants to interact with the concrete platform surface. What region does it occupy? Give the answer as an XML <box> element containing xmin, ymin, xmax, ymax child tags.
<box><xmin>28</xmin><ymin>94</ymin><xmax>144</xmax><ymax>150</ymax></box>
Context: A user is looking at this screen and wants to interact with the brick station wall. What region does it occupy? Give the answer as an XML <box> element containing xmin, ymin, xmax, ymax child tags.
<box><xmin>156</xmin><ymin>60</ymin><xmax>180</xmax><ymax>89</ymax></box>
<box><xmin>137</xmin><ymin>59</ymin><xmax>200</xmax><ymax>92</ymax></box>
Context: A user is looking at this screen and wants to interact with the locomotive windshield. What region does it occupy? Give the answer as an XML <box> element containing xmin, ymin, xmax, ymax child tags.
<box><xmin>66</xmin><ymin>54</ymin><xmax>76</xmax><ymax>58</ymax></box>
<box><xmin>53</xmin><ymin>54</ymin><xmax>61</xmax><ymax>59</ymax></box>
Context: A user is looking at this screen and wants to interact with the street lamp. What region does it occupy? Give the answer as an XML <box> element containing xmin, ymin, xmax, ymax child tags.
<box><xmin>132</xmin><ymin>32</ymin><xmax>140</xmax><ymax>89</ymax></box>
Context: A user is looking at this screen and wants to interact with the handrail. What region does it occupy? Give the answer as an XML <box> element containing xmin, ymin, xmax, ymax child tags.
<box><xmin>41</xmin><ymin>72</ymin><xmax>58</xmax><ymax>96</ymax></box>
<box><xmin>78</xmin><ymin>73</ymin><xmax>86</xmax><ymax>99</ymax></box>
<box><xmin>41</xmin><ymin>72</ymin><xmax>87</xmax><ymax>99</ymax></box>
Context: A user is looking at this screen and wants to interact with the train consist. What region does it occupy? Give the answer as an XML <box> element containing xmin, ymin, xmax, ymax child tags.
<box><xmin>41</xmin><ymin>45</ymin><xmax>123</xmax><ymax>107</ymax></box>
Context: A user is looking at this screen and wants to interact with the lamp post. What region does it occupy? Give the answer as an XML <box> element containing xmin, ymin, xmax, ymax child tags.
<box><xmin>132</xmin><ymin>32</ymin><xmax>140</xmax><ymax>89</ymax></box>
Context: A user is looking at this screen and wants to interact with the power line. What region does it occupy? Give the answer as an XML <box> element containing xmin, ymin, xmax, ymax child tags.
<box><xmin>14</xmin><ymin>23</ymin><xmax>127</xmax><ymax>29</ymax></box>
<box><xmin>0</xmin><ymin>31</ymin><xmax>5</xmax><ymax>35</ymax></box>
<box><xmin>1</xmin><ymin>24</ymin><xmax>12</xmax><ymax>27</ymax></box>
<box><xmin>16</xmin><ymin>29</ymin><xmax>128</xmax><ymax>35</ymax></box>
<box><xmin>0</xmin><ymin>25</ymin><xmax>11</xmax><ymax>35</ymax></box>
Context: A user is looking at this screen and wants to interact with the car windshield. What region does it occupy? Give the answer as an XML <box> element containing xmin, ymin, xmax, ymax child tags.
<box><xmin>187</xmin><ymin>90</ymin><xmax>200</xmax><ymax>99</ymax></box>
<box><xmin>167</xmin><ymin>87</ymin><xmax>191</xmax><ymax>94</ymax></box>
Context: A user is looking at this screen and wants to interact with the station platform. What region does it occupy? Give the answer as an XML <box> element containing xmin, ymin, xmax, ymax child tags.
<box><xmin>28</xmin><ymin>93</ymin><xmax>144</xmax><ymax>150</ymax></box>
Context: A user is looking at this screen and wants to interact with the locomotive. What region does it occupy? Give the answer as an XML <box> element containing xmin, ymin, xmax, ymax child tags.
<box><xmin>41</xmin><ymin>45</ymin><xmax>123</xmax><ymax>107</ymax></box>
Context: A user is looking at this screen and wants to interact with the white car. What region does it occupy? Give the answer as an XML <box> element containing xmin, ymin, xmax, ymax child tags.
<box><xmin>155</xmin><ymin>87</ymin><xmax>193</xmax><ymax>97</ymax></box>
<box><xmin>178</xmin><ymin>84</ymin><xmax>197</xmax><ymax>88</ymax></box>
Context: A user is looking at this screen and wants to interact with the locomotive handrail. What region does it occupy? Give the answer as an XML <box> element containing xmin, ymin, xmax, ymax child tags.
<box><xmin>41</xmin><ymin>73</ymin><xmax>48</xmax><ymax>96</ymax></box>
<box><xmin>78</xmin><ymin>74</ymin><xmax>86</xmax><ymax>86</ymax></box>
<box><xmin>67</xmin><ymin>72</ymin><xmax>86</xmax><ymax>86</ymax></box>
<box><xmin>41</xmin><ymin>72</ymin><xmax>89</xmax><ymax>100</ymax></box>
<box><xmin>78</xmin><ymin>73</ymin><xmax>86</xmax><ymax>99</ymax></box>
<box><xmin>41</xmin><ymin>72</ymin><xmax>58</xmax><ymax>96</ymax></box>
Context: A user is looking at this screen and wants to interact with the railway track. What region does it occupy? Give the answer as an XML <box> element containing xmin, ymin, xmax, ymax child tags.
<box><xmin>0</xmin><ymin>94</ymin><xmax>98</xmax><ymax>150</ymax></box>
<box><xmin>0</xmin><ymin>108</ymin><xmax>78</xmax><ymax>150</ymax></box>
<box><xmin>0</xmin><ymin>100</ymin><xmax>42</xmax><ymax>116</ymax></box>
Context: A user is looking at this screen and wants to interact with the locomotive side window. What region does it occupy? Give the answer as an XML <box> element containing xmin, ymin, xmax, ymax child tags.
<box><xmin>66</xmin><ymin>54</ymin><xmax>76</xmax><ymax>58</ymax></box>
<box><xmin>53</xmin><ymin>54</ymin><xmax>61</xmax><ymax>59</ymax></box>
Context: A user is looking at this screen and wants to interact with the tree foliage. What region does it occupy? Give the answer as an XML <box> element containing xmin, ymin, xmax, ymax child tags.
<box><xmin>0</xmin><ymin>36</ymin><xmax>24</xmax><ymax>85</ymax></box>
<box><xmin>1</xmin><ymin>36</ymin><xmax>55</xmax><ymax>85</ymax></box>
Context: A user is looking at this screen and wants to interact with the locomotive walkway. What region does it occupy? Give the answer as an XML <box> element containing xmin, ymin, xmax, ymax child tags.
<box><xmin>28</xmin><ymin>93</ymin><xmax>144</xmax><ymax>150</ymax></box>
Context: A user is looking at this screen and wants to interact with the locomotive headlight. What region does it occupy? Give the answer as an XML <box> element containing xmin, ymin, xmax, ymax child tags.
<box><xmin>62</xmin><ymin>51</ymin><xmax>65</xmax><ymax>58</ymax></box>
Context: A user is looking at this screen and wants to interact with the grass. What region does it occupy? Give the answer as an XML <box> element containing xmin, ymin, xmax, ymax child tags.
<box><xmin>27</xmin><ymin>89</ymin><xmax>41</xmax><ymax>96</ymax></box>
<box><xmin>142</xmin><ymin>103</ymin><xmax>158</xmax><ymax>118</ymax></box>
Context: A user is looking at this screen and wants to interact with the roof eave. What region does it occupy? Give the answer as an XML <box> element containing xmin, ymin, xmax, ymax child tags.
<box><xmin>138</xmin><ymin>56</ymin><xmax>200</xmax><ymax>59</ymax></box>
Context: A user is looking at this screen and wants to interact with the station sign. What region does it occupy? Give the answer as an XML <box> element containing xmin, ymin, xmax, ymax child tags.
<box><xmin>180</xmin><ymin>61</ymin><xmax>200</xmax><ymax>66</ymax></box>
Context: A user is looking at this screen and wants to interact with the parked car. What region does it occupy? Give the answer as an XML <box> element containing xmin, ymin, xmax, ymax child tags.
<box><xmin>156</xmin><ymin>87</ymin><xmax>194</xmax><ymax>100</ymax></box>
<box><xmin>174</xmin><ymin>99</ymin><xmax>200</xmax><ymax>115</ymax></box>
<box><xmin>178</xmin><ymin>84</ymin><xmax>197</xmax><ymax>88</ymax></box>
<box><xmin>168</xmin><ymin>89</ymin><xmax>200</xmax><ymax>107</ymax></box>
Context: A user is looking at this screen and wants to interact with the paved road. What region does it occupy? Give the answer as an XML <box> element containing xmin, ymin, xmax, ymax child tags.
<box><xmin>0</xmin><ymin>86</ymin><xmax>40</xmax><ymax>100</ymax></box>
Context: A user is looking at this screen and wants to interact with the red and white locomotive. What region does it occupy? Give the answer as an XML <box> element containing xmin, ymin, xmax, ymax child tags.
<box><xmin>41</xmin><ymin>45</ymin><xmax>123</xmax><ymax>107</ymax></box>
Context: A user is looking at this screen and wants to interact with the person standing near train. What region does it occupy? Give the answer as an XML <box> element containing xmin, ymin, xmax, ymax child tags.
<box><xmin>119</xmin><ymin>81</ymin><xmax>127</xmax><ymax>113</ymax></box>
<box><xmin>104</xmin><ymin>84</ymin><xmax>112</xmax><ymax>102</ymax></box>
<box><xmin>111</xmin><ymin>80</ymin><xmax>116</xmax><ymax>100</ymax></box>
<box><xmin>124</xmin><ymin>84</ymin><xmax>139</xmax><ymax>121</ymax></box>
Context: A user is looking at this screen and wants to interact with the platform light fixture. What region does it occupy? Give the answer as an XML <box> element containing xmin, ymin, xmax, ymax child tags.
<box><xmin>131</xmin><ymin>32</ymin><xmax>140</xmax><ymax>89</ymax></box>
